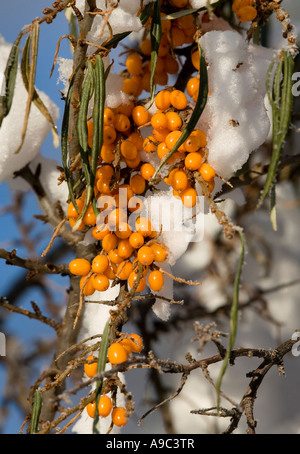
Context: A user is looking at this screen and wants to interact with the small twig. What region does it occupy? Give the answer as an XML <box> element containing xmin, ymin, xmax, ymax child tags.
<box><xmin>41</xmin><ymin>217</ymin><xmax>68</xmax><ymax>258</ymax></box>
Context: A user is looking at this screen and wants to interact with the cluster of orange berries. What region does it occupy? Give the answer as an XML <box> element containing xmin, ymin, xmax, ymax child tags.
<box><xmin>232</xmin><ymin>0</ymin><xmax>258</xmax><ymax>22</ymax></box>
<box><xmin>122</xmin><ymin>2</ymin><xmax>197</xmax><ymax>98</ymax></box>
<box><xmin>141</xmin><ymin>88</ymin><xmax>216</xmax><ymax>206</ymax></box>
<box><xmin>84</xmin><ymin>333</ymin><xmax>143</xmax><ymax>427</ymax></box>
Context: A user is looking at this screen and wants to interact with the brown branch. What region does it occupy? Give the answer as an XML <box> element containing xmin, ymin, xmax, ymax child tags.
<box><xmin>0</xmin><ymin>248</ymin><xmax>70</xmax><ymax>277</ymax></box>
<box><xmin>0</xmin><ymin>298</ymin><xmax>61</xmax><ymax>333</ymax></box>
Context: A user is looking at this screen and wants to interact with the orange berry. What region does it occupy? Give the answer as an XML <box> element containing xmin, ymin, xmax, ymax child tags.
<box><xmin>120</xmin><ymin>333</ymin><xmax>143</xmax><ymax>354</ymax></box>
<box><xmin>103</xmin><ymin>108</ymin><xmax>115</xmax><ymax>126</ymax></box>
<box><xmin>199</xmin><ymin>163</ymin><xmax>216</xmax><ymax>181</ymax></box>
<box><xmin>126</xmin><ymin>53</ymin><xmax>143</xmax><ymax>76</ymax></box>
<box><xmin>92</xmin><ymin>223</ymin><xmax>110</xmax><ymax>240</ymax></box>
<box><xmin>132</xmin><ymin>105</ymin><xmax>150</xmax><ymax>127</ymax></box>
<box><xmin>130</xmin><ymin>174</ymin><xmax>146</xmax><ymax>195</ymax></box>
<box><xmin>125</xmin><ymin>154</ymin><xmax>141</xmax><ymax>169</ymax></box>
<box><xmin>154</xmin><ymin>71</ymin><xmax>169</xmax><ymax>86</ymax></box>
<box><xmin>135</xmin><ymin>216</ymin><xmax>152</xmax><ymax>237</ymax></box>
<box><xmin>164</xmin><ymin>54</ymin><xmax>179</xmax><ymax>74</ymax></box>
<box><xmin>103</xmin><ymin>125</ymin><xmax>117</xmax><ymax>145</ymax></box>
<box><xmin>98</xmin><ymin>395</ymin><xmax>112</xmax><ymax>418</ymax></box>
<box><xmin>67</xmin><ymin>199</ymin><xmax>84</xmax><ymax>218</ymax></box>
<box><xmin>120</xmin><ymin>140</ymin><xmax>138</xmax><ymax>160</ymax></box>
<box><xmin>128</xmin><ymin>131</ymin><xmax>143</xmax><ymax>150</ymax></box>
<box><xmin>160</xmin><ymin>13</ymin><xmax>171</xmax><ymax>34</ymax></box>
<box><xmin>102</xmin><ymin>233</ymin><xmax>118</xmax><ymax>252</ymax></box>
<box><xmin>111</xmin><ymin>407</ymin><xmax>128</xmax><ymax>427</ymax></box>
<box><xmin>148</xmin><ymin>270</ymin><xmax>164</xmax><ymax>292</ymax></box>
<box><xmin>141</xmin><ymin>72</ymin><xmax>151</xmax><ymax>92</ymax></box>
<box><xmin>107</xmin><ymin>342</ymin><xmax>128</xmax><ymax>365</ymax></box>
<box><xmin>155</xmin><ymin>90</ymin><xmax>171</xmax><ymax>111</ymax></box>
<box><xmin>170</xmin><ymin>0</ymin><xmax>188</xmax><ymax>7</ymax></box>
<box><xmin>150</xmin><ymin>243</ymin><xmax>168</xmax><ymax>262</ymax></box>
<box><xmin>128</xmin><ymin>272</ymin><xmax>146</xmax><ymax>292</ymax></box>
<box><xmin>69</xmin><ymin>258</ymin><xmax>91</xmax><ymax>276</ymax></box>
<box><xmin>236</xmin><ymin>5</ymin><xmax>257</xmax><ymax>22</ymax></box>
<box><xmin>170</xmin><ymin>26</ymin><xmax>186</xmax><ymax>47</ymax></box>
<box><xmin>84</xmin><ymin>355</ymin><xmax>98</xmax><ymax>378</ymax></box>
<box><xmin>187</xmin><ymin>77</ymin><xmax>200</xmax><ymax>98</ymax></box>
<box><xmin>104</xmin><ymin>264</ymin><xmax>117</xmax><ymax>280</ymax></box>
<box><xmin>171</xmin><ymin>169</ymin><xmax>189</xmax><ymax>191</ymax></box>
<box><xmin>69</xmin><ymin>217</ymin><xmax>85</xmax><ymax>231</ymax></box>
<box><xmin>108</xmin><ymin>249</ymin><xmax>123</xmax><ymax>265</ymax></box>
<box><xmin>92</xmin><ymin>273</ymin><xmax>110</xmax><ymax>292</ymax></box>
<box><xmin>116</xmin><ymin>101</ymin><xmax>134</xmax><ymax>117</ymax></box>
<box><xmin>165</xmin><ymin>130</ymin><xmax>185</xmax><ymax>151</ymax></box>
<box><xmin>113</xmin><ymin>114</ymin><xmax>131</xmax><ymax>133</ymax></box>
<box><xmin>80</xmin><ymin>275</ymin><xmax>95</xmax><ymax>296</ymax></box>
<box><xmin>83</xmin><ymin>204</ymin><xmax>97</xmax><ymax>226</ymax></box>
<box><xmin>122</xmin><ymin>77</ymin><xmax>142</xmax><ymax>97</ymax></box>
<box><xmin>151</xmin><ymin>111</ymin><xmax>167</xmax><ymax>131</ymax></box>
<box><xmin>170</xmin><ymin>90</ymin><xmax>188</xmax><ymax>110</ymax></box>
<box><xmin>191</xmin><ymin>129</ymin><xmax>207</xmax><ymax>148</ymax></box>
<box><xmin>143</xmin><ymin>135</ymin><xmax>157</xmax><ymax>153</ymax></box>
<box><xmin>86</xmin><ymin>402</ymin><xmax>96</xmax><ymax>418</ymax></box>
<box><xmin>181</xmin><ymin>187</ymin><xmax>198</xmax><ymax>208</ymax></box>
<box><xmin>140</xmin><ymin>38</ymin><xmax>151</xmax><ymax>56</ymax></box>
<box><xmin>107</xmin><ymin>208</ymin><xmax>127</xmax><ymax>230</ymax></box>
<box><xmin>140</xmin><ymin>163</ymin><xmax>155</xmax><ymax>181</ymax></box>
<box><xmin>191</xmin><ymin>50</ymin><xmax>200</xmax><ymax>71</ymax></box>
<box><xmin>129</xmin><ymin>231</ymin><xmax>145</xmax><ymax>249</ymax></box>
<box><xmin>152</xmin><ymin>127</ymin><xmax>170</xmax><ymax>143</ymax></box>
<box><xmin>115</xmin><ymin>222</ymin><xmax>132</xmax><ymax>240</ymax></box>
<box><xmin>116</xmin><ymin>261</ymin><xmax>133</xmax><ymax>280</ymax></box>
<box><xmin>138</xmin><ymin>246</ymin><xmax>155</xmax><ymax>266</ymax></box>
<box><xmin>165</xmin><ymin>111</ymin><xmax>182</xmax><ymax>131</ymax></box>
<box><xmin>184</xmin><ymin>135</ymin><xmax>201</xmax><ymax>153</ymax></box>
<box><xmin>101</xmin><ymin>143</ymin><xmax>115</xmax><ymax>163</ymax></box>
<box><xmin>148</xmin><ymin>56</ymin><xmax>165</xmax><ymax>75</ymax></box>
<box><xmin>117</xmin><ymin>239</ymin><xmax>134</xmax><ymax>259</ymax></box>
<box><xmin>185</xmin><ymin>152</ymin><xmax>203</xmax><ymax>171</ymax></box>
<box><xmin>158</xmin><ymin>34</ymin><xmax>170</xmax><ymax>58</ymax></box>
<box><xmin>92</xmin><ymin>254</ymin><xmax>109</xmax><ymax>274</ymax></box>
<box><xmin>232</xmin><ymin>0</ymin><xmax>253</xmax><ymax>13</ymax></box>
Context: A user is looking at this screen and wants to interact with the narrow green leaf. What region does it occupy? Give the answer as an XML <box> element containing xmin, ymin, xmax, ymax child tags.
<box><xmin>93</xmin><ymin>320</ymin><xmax>110</xmax><ymax>434</ymax></box>
<box><xmin>0</xmin><ymin>29</ymin><xmax>24</xmax><ymax>127</ymax></box>
<box><xmin>30</xmin><ymin>389</ymin><xmax>42</xmax><ymax>434</ymax></box>
<box><xmin>76</xmin><ymin>63</ymin><xmax>93</xmax><ymax>153</ymax></box>
<box><xmin>61</xmin><ymin>72</ymin><xmax>78</xmax><ymax>211</ymax></box>
<box><xmin>257</xmin><ymin>51</ymin><xmax>294</xmax><ymax>209</ymax></box>
<box><xmin>139</xmin><ymin>1</ymin><xmax>154</xmax><ymax>25</ymax></box>
<box><xmin>15</xmin><ymin>21</ymin><xmax>40</xmax><ymax>154</ymax></box>
<box><xmin>215</xmin><ymin>228</ymin><xmax>245</xmax><ymax>411</ymax></box>
<box><xmin>21</xmin><ymin>33</ymin><xmax>59</xmax><ymax>149</ymax></box>
<box><xmin>72</xmin><ymin>56</ymin><xmax>105</xmax><ymax>232</ymax></box>
<box><xmin>102</xmin><ymin>31</ymin><xmax>131</xmax><ymax>50</ymax></box>
<box><xmin>152</xmin><ymin>43</ymin><xmax>208</xmax><ymax>180</ymax></box>
<box><xmin>149</xmin><ymin>0</ymin><xmax>162</xmax><ymax>107</ymax></box>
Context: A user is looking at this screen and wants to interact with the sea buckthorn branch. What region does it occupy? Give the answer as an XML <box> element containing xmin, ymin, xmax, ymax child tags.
<box><xmin>31</xmin><ymin>335</ymin><xmax>300</xmax><ymax>433</ymax></box>
<box><xmin>0</xmin><ymin>248</ymin><xmax>70</xmax><ymax>277</ymax></box>
<box><xmin>0</xmin><ymin>297</ymin><xmax>61</xmax><ymax>333</ymax></box>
